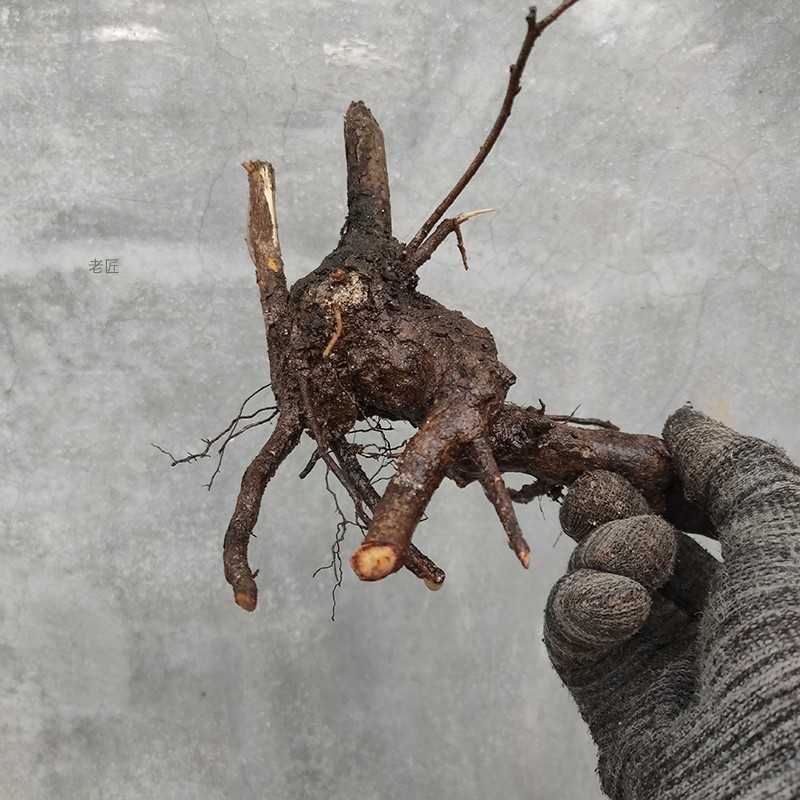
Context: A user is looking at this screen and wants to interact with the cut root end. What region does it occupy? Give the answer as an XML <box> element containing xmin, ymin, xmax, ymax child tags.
<box><xmin>350</xmin><ymin>543</ymin><xmax>403</xmax><ymax>581</ymax></box>
<box><xmin>518</xmin><ymin>550</ymin><xmax>531</xmax><ymax>569</ymax></box>
<box><xmin>235</xmin><ymin>591</ymin><xmax>257</xmax><ymax>612</ymax></box>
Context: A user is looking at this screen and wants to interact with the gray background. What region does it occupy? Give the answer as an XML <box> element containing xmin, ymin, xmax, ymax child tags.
<box><xmin>1</xmin><ymin>0</ymin><xmax>798</xmax><ymax>797</ymax></box>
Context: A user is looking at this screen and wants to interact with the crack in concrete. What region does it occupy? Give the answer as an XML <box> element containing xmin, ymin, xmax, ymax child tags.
<box><xmin>738</xmin><ymin>0</ymin><xmax>799</xmax><ymax>44</ymax></box>
<box><xmin>194</xmin><ymin>0</ymin><xmax>250</xmax><ymax>303</ymax></box>
<box><xmin>200</xmin><ymin>0</ymin><xmax>247</xmax><ymax>72</ymax></box>
<box><xmin>1</xmin><ymin>314</ymin><xmax>19</xmax><ymax>399</ymax></box>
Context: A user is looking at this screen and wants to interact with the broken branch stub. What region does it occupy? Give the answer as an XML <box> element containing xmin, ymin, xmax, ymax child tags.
<box><xmin>243</xmin><ymin>161</ymin><xmax>288</xmax><ymax>331</ymax></box>
<box><xmin>343</xmin><ymin>101</ymin><xmax>393</xmax><ymax>240</ymax></box>
<box><xmin>187</xmin><ymin>1</ymin><xmax>710</xmax><ymax>612</ymax></box>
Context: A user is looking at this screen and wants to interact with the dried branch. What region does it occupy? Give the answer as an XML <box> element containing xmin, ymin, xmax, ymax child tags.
<box><xmin>410</xmin><ymin>209</ymin><xmax>495</xmax><ymax>270</ymax></box>
<box><xmin>471</xmin><ymin>434</ymin><xmax>531</xmax><ymax>568</ymax></box>
<box><xmin>350</xmin><ymin>400</ymin><xmax>478</xmax><ymax>582</ymax></box>
<box><xmin>296</xmin><ymin>391</ymin><xmax>447</xmax><ymax>589</ymax></box>
<box><xmin>536</xmin><ymin>0</ymin><xmax>584</xmax><ymax>31</ymax></box>
<box><xmin>406</xmin><ymin>2</ymin><xmax>582</xmax><ymax>258</ymax></box>
<box><xmin>243</xmin><ymin>161</ymin><xmax>288</xmax><ymax>330</ymax></box>
<box><xmin>341</xmin><ymin>101</ymin><xmax>393</xmax><ymax>240</ymax></box>
<box><xmin>451</xmin><ymin>404</ymin><xmax>711</xmax><ymax>535</ymax></box>
<box><xmin>330</xmin><ymin>434</ymin><xmax>446</xmax><ymax>589</ymax></box>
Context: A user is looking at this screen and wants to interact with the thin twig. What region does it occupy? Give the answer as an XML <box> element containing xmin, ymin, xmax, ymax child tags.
<box><xmin>202</xmin><ymin>414</ymin><xmax>279</xmax><ymax>489</ymax></box>
<box><xmin>537</xmin><ymin>0</ymin><xmax>583</xmax><ymax>31</ymax></box>
<box><xmin>454</xmin><ymin>224</ymin><xmax>469</xmax><ymax>270</ymax></box>
<box><xmin>534</xmin><ymin>400</ymin><xmax>620</xmax><ymax>430</ymax></box>
<box><xmin>155</xmin><ymin>384</ymin><xmax>273</xmax><ymax>464</ymax></box>
<box><xmin>406</xmin><ymin>2</ymin><xmax>582</xmax><ymax>256</ymax></box>
<box><xmin>299</xmin><ymin>447</ymin><xmax>323</xmax><ymax>479</ymax></box>
<box><xmin>471</xmin><ymin>434</ymin><xmax>531</xmax><ymax>568</ymax></box>
<box><xmin>549</xmin><ymin>414</ymin><xmax>620</xmax><ymax>430</ymax></box>
<box><xmin>410</xmin><ymin>209</ymin><xmax>494</xmax><ymax>270</ymax></box>
<box><xmin>152</xmin><ymin>385</ymin><xmax>278</xmax><ymax>488</ymax></box>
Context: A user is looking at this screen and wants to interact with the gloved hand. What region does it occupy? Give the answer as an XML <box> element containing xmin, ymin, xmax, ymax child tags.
<box><xmin>544</xmin><ymin>406</ymin><xmax>800</xmax><ymax>799</ymax></box>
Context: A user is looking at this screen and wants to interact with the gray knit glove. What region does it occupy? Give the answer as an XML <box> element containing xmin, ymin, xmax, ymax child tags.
<box><xmin>544</xmin><ymin>407</ymin><xmax>800</xmax><ymax>799</ymax></box>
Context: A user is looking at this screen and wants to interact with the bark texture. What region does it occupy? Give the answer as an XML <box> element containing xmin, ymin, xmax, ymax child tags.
<box><xmin>213</xmin><ymin>3</ymin><xmax>708</xmax><ymax>611</ymax></box>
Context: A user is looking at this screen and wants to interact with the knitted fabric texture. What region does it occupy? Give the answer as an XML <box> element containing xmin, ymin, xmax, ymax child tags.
<box><xmin>544</xmin><ymin>407</ymin><xmax>800</xmax><ymax>799</ymax></box>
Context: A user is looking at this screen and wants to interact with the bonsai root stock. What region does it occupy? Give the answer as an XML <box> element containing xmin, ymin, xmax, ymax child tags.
<box><xmin>176</xmin><ymin>2</ymin><xmax>708</xmax><ymax>612</ymax></box>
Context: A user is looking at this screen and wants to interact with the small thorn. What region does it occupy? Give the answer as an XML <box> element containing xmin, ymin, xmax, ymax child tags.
<box><xmin>454</xmin><ymin>208</ymin><xmax>495</xmax><ymax>224</ymax></box>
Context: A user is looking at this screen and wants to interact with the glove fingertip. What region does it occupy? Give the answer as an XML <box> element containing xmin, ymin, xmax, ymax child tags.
<box><xmin>545</xmin><ymin>570</ymin><xmax>652</xmax><ymax>667</ymax></box>
<box><xmin>570</xmin><ymin>515</ymin><xmax>677</xmax><ymax>591</ymax></box>
<box><xmin>560</xmin><ymin>470</ymin><xmax>650</xmax><ymax>542</ymax></box>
